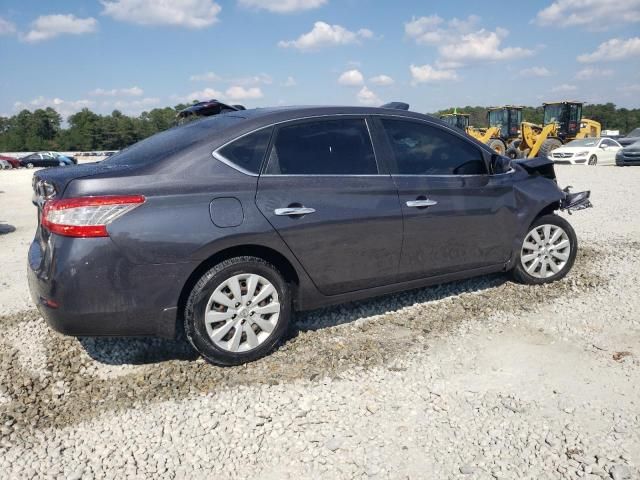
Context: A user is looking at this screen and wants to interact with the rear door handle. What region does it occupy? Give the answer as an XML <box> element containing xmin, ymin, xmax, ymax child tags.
<box><xmin>274</xmin><ymin>207</ymin><xmax>316</xmax><ymax>216</ymax></box>
<box><xmin>406</xmin><ymin>199</ymin><xmax>438</xmax><ymax>208</ymax></box>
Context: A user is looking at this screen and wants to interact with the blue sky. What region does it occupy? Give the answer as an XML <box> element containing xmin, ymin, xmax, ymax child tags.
<box><xmin>1</xmin><ymin>0</ymin><xmax>639</xmax><ymax>119</ymax></box>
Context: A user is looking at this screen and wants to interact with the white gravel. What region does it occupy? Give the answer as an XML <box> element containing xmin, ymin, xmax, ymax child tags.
<box><xmin>1</xmin><ymin>164</ymin><xmax>639</xmax><ymax>479</ymax></box>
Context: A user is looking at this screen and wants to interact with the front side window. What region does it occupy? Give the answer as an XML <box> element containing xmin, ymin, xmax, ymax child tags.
<box><xmin>381</xmin><ymin>118</ymin><xmax>487</xmax><ymax>175</ymax></box>
<box><xmin>217</xmin><ymin>127</ymin><xmax>272</xmax><ymax>174</ymax></box>
<box><xmin>264</xmin><ymin>118</ymin><xmax>377</xmax><ymax>175</ymax></box>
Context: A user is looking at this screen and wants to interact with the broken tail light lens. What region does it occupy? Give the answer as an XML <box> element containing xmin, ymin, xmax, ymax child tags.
<box><xmin>41</xmin><ymin>195</ymin><xmax>145</xmax><ymax>237</ymax></box>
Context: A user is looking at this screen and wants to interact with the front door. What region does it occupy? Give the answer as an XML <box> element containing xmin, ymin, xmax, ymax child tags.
<box><xmin>374</xmin><ymin>117</ymin><xmax>517</xmax><ymax>281</ymax></box>
<box><xmin>256</xmin><ymin>117</ymin><xmax>403</xmax><ymax>296</ymax></box>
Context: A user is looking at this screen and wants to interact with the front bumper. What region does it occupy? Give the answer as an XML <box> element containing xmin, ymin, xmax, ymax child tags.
<box><xmin>616</xmin><ymin>155</ymin><xmax>640</xmax><ymax>166</ymax></box>
<box><xmin>27</xmin><ymin>236</ymin><xmax>197</xmax><ymax>339</ymax></box>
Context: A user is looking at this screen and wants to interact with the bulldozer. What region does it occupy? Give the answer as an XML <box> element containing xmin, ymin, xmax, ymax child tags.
<box><xmin>506</xmin><ymin>101</ymin><xmax>601</xmax><ymax>159</ymax></box>
<box><xmin>440</xmin><ymin>106</ymin><xmax>523</xmax><ymax>155</ymax></box>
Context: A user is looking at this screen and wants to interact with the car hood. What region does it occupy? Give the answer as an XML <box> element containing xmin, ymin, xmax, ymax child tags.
<box><xmin>619</xmin><ymin>136</ymin><xmax>640</xmax><ymax>146</ymax></box>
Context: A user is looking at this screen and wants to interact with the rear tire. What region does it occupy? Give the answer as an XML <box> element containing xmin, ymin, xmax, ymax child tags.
<box><xmin>26</xmin><ymin>163</ymin><xmax>34</xmax><ymax>169</ymax></box>
<box><xmin>511</xmin><ymin>214</ymin><xmax>577</xmax><ymax>285</ymax></box>
<box><xmin>588</xmin><ymin>155</ymin><xmax>597</xmax><ymax>165</ymax></box>
<box><xmin>184</xmin><ymin>256</ymin><xmax>292</xmax><ymax>366</ymax></box>
<box><xmin>486</xmin><ymin>138</ymin><xmax>507</xmax><ymax>156</ymax></box>
<box><xmin>539</xmin><ymin>138</ymin><xmax>563</xmax><ymax>159</ymax></box>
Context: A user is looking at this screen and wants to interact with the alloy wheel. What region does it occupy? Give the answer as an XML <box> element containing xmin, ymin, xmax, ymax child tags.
<box><xmin>204</xmin><ymin>273</ymin><xmax>280</xmax><ymax>353</ymax></box>
<box><xmin>521</xmin><ymin>224</ymin><xmax>571</xmax><ymax>279</ymax></box>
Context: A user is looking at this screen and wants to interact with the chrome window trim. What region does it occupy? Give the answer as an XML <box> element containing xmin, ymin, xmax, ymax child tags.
<box><xmin>212</xmin><ymin>112</ymin><xmax>496</xmax><ymax>177</ymax></box>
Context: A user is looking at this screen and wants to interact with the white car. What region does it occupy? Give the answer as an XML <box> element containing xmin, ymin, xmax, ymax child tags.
<box><xmin>549</xmin><ymin>137</ymin><xmax>622</xmax><ymax>165</ymax></box>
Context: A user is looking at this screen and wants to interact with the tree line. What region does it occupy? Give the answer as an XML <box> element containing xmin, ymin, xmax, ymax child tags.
<box><xmin>0</xmin><ymin>102</ymin><xmax>638</xmax><ymax>152</ymax></box>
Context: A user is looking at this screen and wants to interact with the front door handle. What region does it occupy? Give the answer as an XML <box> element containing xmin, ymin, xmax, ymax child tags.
<box><xmin>406</xmin><ymin>199</ymin><xmax>438</xmax><ymax>208</ymax></box>
<box><xmin>274</xmin><ymin>207</ymin><xmax>316</xmax><ymax>216</ymax></box>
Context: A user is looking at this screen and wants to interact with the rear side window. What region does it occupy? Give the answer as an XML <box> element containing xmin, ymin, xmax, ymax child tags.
<box><xmin>265</xmin><ymin>118</ymin><xmax>378</xmax><ymax>175</ymax></box>
<box><xmin>217</xmin><ymin>127</ymin><xmax>272</xmax><ymax>174</ymax></box>
<box><xmin>381</xmin><ymin>118</ymin><xmax>487</xmax><ymax>175</ymax></box>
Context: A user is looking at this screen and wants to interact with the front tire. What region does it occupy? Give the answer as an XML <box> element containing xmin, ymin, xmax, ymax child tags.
<box><xmin>184</xmin><ymin>256</ymin><xmax>291</xmax><ymax>366</ymax></box>
<box><xmin>511</xmin><ymin>214</ymin><xmax>578</xmax><ymax>285</ymax></box>
<box><xmin>539</xmin><ymin>138</ymin><xmax>563</xmax><ymax>159</ymax></box>
<box><xmin>588</xmin><ymin>155</ymin><xmax>597</xmax><ymax>166</ymax></box>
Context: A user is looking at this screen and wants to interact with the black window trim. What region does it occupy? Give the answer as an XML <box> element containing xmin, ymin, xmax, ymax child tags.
<box><xmin>212</xmin><ymin>125</ymin><xmax>274</xmax><ymax>177</ymax></box>
<box><xmin>373</xmin><ymin>115</ymin><xmax>497</xmax><ymax>178</ymax></box>
<box><xmin>260</xmin><ymin>115</ymin><xmax>383</xmax><ymax>177</ymax></box>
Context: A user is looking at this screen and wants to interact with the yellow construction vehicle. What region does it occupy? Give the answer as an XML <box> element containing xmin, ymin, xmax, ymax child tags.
<box><xmin>506</xmin><ymin>101</ymin><xmax>601</xmax><ymax>159</ymax></box>
<box><xmin>440</xmin><ymin>106</ymin><xmax>523</xmax><ymax>155</ymax></box>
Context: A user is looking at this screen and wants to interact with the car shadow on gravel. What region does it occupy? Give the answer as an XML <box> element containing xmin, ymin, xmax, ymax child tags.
<box><xmin>294</xmin><ymin>273</ymin><xmax>507</xmax><ymax>333</ymax></box>
<box><xmin>77</xmin><ymin>336</ymin><xmax>198</xmax><ymax>365</ymax></box>
<box><xmin>73</xmin><ymin>273</ymin><xmax>506</xmax><ymax>366</ymax></box>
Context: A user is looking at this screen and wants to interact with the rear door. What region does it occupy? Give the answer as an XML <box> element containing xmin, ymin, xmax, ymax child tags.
<box><xmin>373</xmin><ymin>116</ymin><xmax>517</xmax><ymax>281</ymax></box>
<box><xmin>255</xmin><ymin>117</ymin><xmax>403</xmax><ymax>296</ymax></box>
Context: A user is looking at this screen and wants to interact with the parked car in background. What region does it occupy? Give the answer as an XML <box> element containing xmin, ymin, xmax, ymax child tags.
<box><xmin>0</xmin><ymin>159</ymin><xmax>11</xmax><ymax>169</ymax></box>
<box><xmin>618</xmin><ymin>128</ymin><xmax>640</xmax><ymax>147</ymax></box>
<box><xmin>28</xmin><ymin>105</ymin><xmax>592</xmax><ymax>365</ymax></box>
<box><xmin>0</xmin><ymin>154</ymin><xmax>20</xmax><ymax>168</ymax></box>
<box><xmin>548</xmin><ymin>137</ymin><xmax>622</xmax><ymax>165</ymax></box>
<box><xmin>616</xmin><ymin>140</ymin><xmax>640</xmax><ymax>166</ymax></box>
<box><xmin>20</xmin><ymin>152</ymin><xmax>75</xmax><ymax>168</ymax></box>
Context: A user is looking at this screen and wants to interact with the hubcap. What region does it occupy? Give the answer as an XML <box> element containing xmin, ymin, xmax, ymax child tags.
<box><xmin>521</xmin><ymin>224</ymin><xmax>571</xmax><ymax>279</ymax></box>
<box><xmin>204</xmin><ymin>273</ymin><xmax>280</xmax><ymax>353</ymax></box>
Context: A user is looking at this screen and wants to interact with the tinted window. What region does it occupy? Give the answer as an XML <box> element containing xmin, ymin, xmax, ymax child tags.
<box><xmin>265</xmin><ymin>118</ymin><xmax>377</xmax><ymax>175</ymax></box>
<box><xmin>217</xmin><ymin>127</ymin><xmax>272</xmax><ymax>174</ymax></box>
<box><xmin>381</xmin><ymin>118</ymin><xmax>487</xmax><ymax>175</ymax></box>
<box><xmin>104</xmin><ymin>114</ymin><xmax>244</xmax><ymax>166</ymax></box>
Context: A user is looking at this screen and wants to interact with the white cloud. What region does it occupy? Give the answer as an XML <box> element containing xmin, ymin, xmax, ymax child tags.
<box><xmin>534</xmin><ymin>0</ymin><xmax>640</xmax><ymax>28</ymax></box>
<box><xmin>190</xmin><ymin>71</ymin><xmax>221</xmax><ymax>82</ymax></box>
<box><xmin>109</xmin><ymin>97</ymin><xmax>161</xmax><ymax>114</ymax></box>
<box><xmin>14</xmin><ymin>96</ymin><xmax>95</xmax><ymax>119</ymax></box>
<box><xmin>338</xmin><ymin>69</ymin><xmax>364</xmax><ymax>86</ymax></box>
<box><xmin>369</xmin><ymin>74</ymin><xmax>394</xmax><ymax>86</ymax></box>
<box><xmin>577</xmin><ymin>37</ymin><xmax>640</xmax><ymax>62</ymax></box>
<box><xmin>575</xmin><ymin>67</ymin><xmax>614</xmax><ymax>80</ymax></box>
<box><xmin>233</xmin><ymin>73</ymin><xmax>273</xmax><ymax>86</ymax></box>
<box><xmin>619</xmin><ymin>83</ymin><xmax>640</xmax><ymax>94</ymax></box>
<box><xmin>282</xmin><ymin>76</ymin><xmax>297</xmax><ymax>87</ymax></box>
<box><xmin>519</xmin><ymin>66</ymin><xmax>552</xmax><ymax>77</ymax></box>
<box><xmin>278</xmin><ymin>21</ymin><xmax>373</xmax><ymax>51</ymax></box>
<box><xmin>225</xmin><ymin>86</ymin><xmax>264</xmax><ymax>100</ymax></box>
<box><xmin>101</xmin><ymin>0</ymin><xmax>221</xmax><ymax>28</ymax></box>
<box><xmin>405</xmin><ymin>15</ymin><xmax>532</xmax><ymax>68</ymax></box>
<box><xmin>90</xmin><ymin>86</ymin><xmax>144</xmax><ymax>97</ymax></box>
<box><xmin>551</xmin><ymin>83</ymin><xmax>577</xmax><ymax>92</ymax></box>
<box><xmin>0</xmin><ymin>16</ymin><xmax>16</xmax><ymax>35</ymax></box>
<box><xmin>409</xmin><ymin>64</ymin><xmax>458</xmax><ymax>84</ymax></box>
<box><xmin>356</xmin><ymin>86</ymin><xmax>381</xmax><ymax>106</ymax></box>
<box><xmin>23</xmin><ymin>14</ymin><xmax>97</xmax><ymax>43</ymax></box>
<box><xmin>238</xmin><ymin>0</ymin><xmax>327</xmax><ymax>13</ymax></box>
<box><xmin>181</xmin><ymin>87</ymin><xmax>224</xmax><ymax>103</ymax></box>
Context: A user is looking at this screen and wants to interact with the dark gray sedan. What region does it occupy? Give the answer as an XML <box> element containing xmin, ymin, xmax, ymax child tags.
<box><xmin>28</xmin><ymin>105</ymin><xmax>591</xmax><ymax>365</ymax></box>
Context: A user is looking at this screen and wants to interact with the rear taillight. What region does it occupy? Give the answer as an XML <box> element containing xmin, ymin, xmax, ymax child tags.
<box><xmin>41</xmin><ymin>195</ymin><xmax>145</xmax><ymax>238</ymax></box>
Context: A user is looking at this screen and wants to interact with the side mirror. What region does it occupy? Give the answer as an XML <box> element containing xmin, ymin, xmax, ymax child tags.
<box><xmin>490</xmin><ymin>154</ymin><xmax>511</xmax><ymax>174</ymax></box>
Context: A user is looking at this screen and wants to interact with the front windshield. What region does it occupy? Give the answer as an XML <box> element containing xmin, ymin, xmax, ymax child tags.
<box><xmin>628</xmin><ymin>128</ymin><xmax>640</xmax><ymax>137</ymax></box>
<box><xmin>543</xmin><ymin>104</ymin><xmax>564</xmax><ymax>125</ymax></box>
<box><xmin>566</xmin><ymin>138</ymin><xmax>598</xmax><ymax>147</ymax></box>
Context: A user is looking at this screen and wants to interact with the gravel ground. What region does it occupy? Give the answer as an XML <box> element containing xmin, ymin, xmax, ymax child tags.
<box><xmin>0</xmin><ymin>165</ymin><xmax>639</xmax><ymax>480</ymax></box>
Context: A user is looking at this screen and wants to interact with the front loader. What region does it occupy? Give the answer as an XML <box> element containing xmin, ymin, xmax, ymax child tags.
<box><xmin>506</xmin><ymin>101</ymin><xmax>601</xmax><ymax>159</ymax></box>
<box><xmin>440</xmin><ymin>107</ymin><xmax>523</xmax><ymax>156</ymax></box>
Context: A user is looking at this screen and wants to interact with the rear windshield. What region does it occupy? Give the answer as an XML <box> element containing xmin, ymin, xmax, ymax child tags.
<box><xmin>103</xmin><ymin>114</ymin><xmax>244</xmax><ymax>166</ymax></box>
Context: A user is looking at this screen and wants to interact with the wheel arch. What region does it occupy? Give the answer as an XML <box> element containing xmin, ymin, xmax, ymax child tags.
<box><xmin>176</xmin><ymin>244</ymin><xmax>301</xmax><ymax>333</ymax></box>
